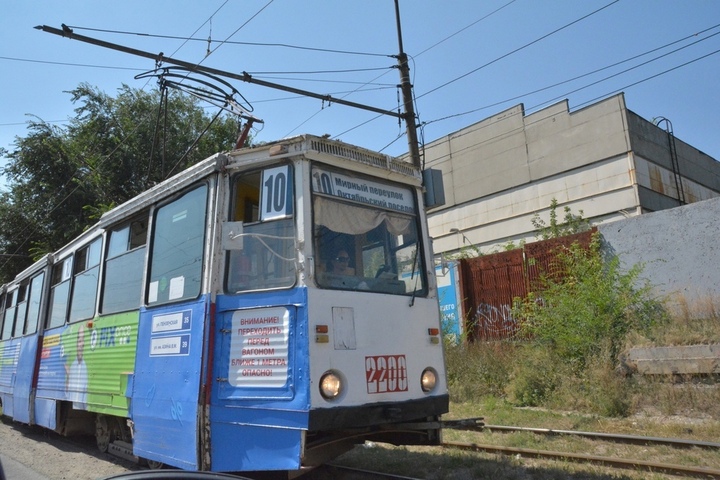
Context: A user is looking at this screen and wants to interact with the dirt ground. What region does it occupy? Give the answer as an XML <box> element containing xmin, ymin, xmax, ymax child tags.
<box><xmin>0</xmin><ymin>418</ymin><xmax>137</xmax><ymax>480</ymax></box>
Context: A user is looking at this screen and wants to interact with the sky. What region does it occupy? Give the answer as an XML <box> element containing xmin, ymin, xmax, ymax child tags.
<box><xmin>1</xmin><ymin>0</ymin><xmax>719</xmax><ymax>192</ymax></box>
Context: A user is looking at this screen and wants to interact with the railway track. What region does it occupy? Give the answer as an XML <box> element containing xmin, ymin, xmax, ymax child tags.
<box><xmin>310</xmin><ymin>464</ymin><xmax>424</xmax><ymax>480</ymax></box>
<box><xmin>4</xmin><ymin>414</ymin><xmax>719</xmax><ymax>480</ymax></box>
<box><xmin>439</xmin><ymin>419</ymin><xmax>720</xmax><ymax>479</ymax></box>
<box><xmin>479</xmin><ymin>423</ymin><xmax>720</xmax><ymax>449</ymax></box>
<box><xmin>444</xmin><ymin>441</ymin><xmax>720</xmax><ymax>479</ymax></box>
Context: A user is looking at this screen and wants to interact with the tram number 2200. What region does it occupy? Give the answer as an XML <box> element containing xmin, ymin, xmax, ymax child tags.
<box><xmin>365</xmin><ymin>354</ymin><xmax>408</xmax><ymax>394</ymax></box>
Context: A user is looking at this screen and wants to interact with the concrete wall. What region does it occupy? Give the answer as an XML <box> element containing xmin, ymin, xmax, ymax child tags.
<box><xmin>426</xmin><ymin>95</ymin><xmax>641</xmax><ymax>254</ymax></box>
<box><xmin>627</xmin><ymin>111</ymin><xmax>720</xmax><ymax>210</ymax></box>
<box><xmin>423</xmin><ymin>94</ymin><xmax>720</xmax><ymax>258</ymax></box>
<box><xmin>597</xmin><ymin>196</ymin><xmax>720</xmax><ymax>314</ymax></box>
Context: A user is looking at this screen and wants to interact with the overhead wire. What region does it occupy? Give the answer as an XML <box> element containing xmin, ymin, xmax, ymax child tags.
<box><xmin>419</xmin><ymin>44</ymin><xmax>720</xmax><ymax>169</ymax></box>
<box><xmin>0</xmin><ymin>55</ymin><xmax>143</xmax><ymax>71</ymax></box>
<box><xmin>278</xmin><ymin>2</ymin><xmax>516</xmax><ymax>141</ymax></box>
<box><xmin>424</xmin><ymin>24</ymin><xmax>720</xmax><ymax>126</ymax></box>
<box><xmin>415</xmin><ymin>0</ymin><xmax>517</xmax><ymax>57</ymax></box>
<box><xmin>415</xmin><ymin>0</ymin><xmax>621</xmax><ymax>101</ymax></box>
<box><xmin>319</xmin><ymin>0</ymin><xmax>620</xmax><ymax>153</ymax></box>
<box><xmin>330</xmin><ymin>0</ymin><xmax>717</xmax><ymax>159</ymax></box>
<box><xmin>3</xmin><ymin>2</ymin><xmax>718</xmax><ymax>273</ymax></box>
<box><xmin>0</xmin><ymin>1</ymin><xmax>248</xmax><ymax>271</ymax></box>
<box><xmin>279</xmin><ymin>0</ymin><xmax>520</xmax><ymax>142</ymax></box>
<box><xmin>64</xmin><ymin>25</ymin><xmax>392</xmax><ymax>58</ymax></box>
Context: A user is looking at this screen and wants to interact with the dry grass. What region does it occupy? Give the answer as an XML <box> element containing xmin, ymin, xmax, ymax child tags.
<box><xmin>629</xmin><ymin>294</ymin><xmax>720</xmax><ymax>346</ymax></box>
<box><xmin>329</xmin><ymin>397</ymin><xmax>720</xmax><ymax>480</ymax></box>
<box><xmin>342</xmin><ymin>294</ymin><xmax>720</xmax><ymax>479</ymax></box>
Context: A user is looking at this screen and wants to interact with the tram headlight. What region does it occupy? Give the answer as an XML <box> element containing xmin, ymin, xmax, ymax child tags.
<box><xmin>319</xmin><ymin>371</ymin><xmax>343</xmax><ymax>400</ymax></box>
<box><xmin>421</xmin><ymin>368</ymin><xmax>437</xmax><ymax>393</ymax></box>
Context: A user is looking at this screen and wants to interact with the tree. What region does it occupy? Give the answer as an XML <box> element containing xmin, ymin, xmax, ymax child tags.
<box><xmin>531</xmin><ymin>198</ymin><xmax>590</xmax><ymax>240</ymax></box>
<box><xmin>0</xmin><ymin>83</ymin><xmax>243</xmax><ymax>282</ymax></box>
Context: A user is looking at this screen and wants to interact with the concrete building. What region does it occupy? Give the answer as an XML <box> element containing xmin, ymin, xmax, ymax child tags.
<box><xmin>422</xmin><ymin>93</ymin><xmax>720</xmax><ymax>256</ymax></box>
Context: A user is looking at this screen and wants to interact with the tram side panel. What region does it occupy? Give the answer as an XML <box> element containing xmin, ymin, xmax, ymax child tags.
<box><xmin>0</xmin><ymin>339</ymin><xmax>20</xmax><ymax>417</ymax></box>
<box><xmin>11</xmin><ymin>335</ymin><xmax>42</xmax><ymax>424</ymax></box>
<box><xmin>130</xmin><ymin>298</ymin><xmax>208</xmax><ymax>470</ymax></box>
<box><xmin>35</xmin><ymin>312</ymin><xmax>139</xmax><ymax>432</ymax></box>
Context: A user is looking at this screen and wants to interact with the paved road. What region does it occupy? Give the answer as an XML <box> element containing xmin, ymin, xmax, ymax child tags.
<box><xmin>0</xmin><ymin>418</ymin><xmax>136</xmax><ymax>480</ymax></box>
<box><xmin>1</xmin><ymin>453</ymin><xmax>52</xmax><ymax>480</ymax></box>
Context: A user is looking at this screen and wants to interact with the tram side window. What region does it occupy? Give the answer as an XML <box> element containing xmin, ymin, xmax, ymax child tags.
<box><xmin>148</xmin><ymin>185</ymin><xmax>207</xmax><ymax>305</ymax></box>
<box><xmin>12</xmin><ymin>284</ymin><xmax>27</xmax><ymax>337</ymax></box>
<box><xmin>1</xmin><ymin>290</ymin><xmax>16</xmax><ymax>340</ymax></box>
<box><xmin>102</xmin><ymin>217</ymin><xmax>148</xmax><ymax>314</ymax></box>
<box><xmin>24</xmin><ymin>273</ymin><xmax>44</xmax><ymax>335</ymax></box>
<box><xmin>69</xmin><ymin>238</ymin><xmax>102</xmax><ymax>322</ymax></box>
<box><xmin>225</xmin><ymin>166</ymin><xmax>296</xmax><ymax>293</ymax></box>
<box><xmin>47</xmin><ymin>257</ymin><xmax>72</xmax><ymax>329</ymax></box>
<box><xmin>0</xmin><ymin>292</ymin><xmax>5</xmax><ymax>339</ymax></box>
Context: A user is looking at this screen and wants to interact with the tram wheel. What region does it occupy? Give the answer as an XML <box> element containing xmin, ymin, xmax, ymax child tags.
<box><xmin>95</xmin><ymin>414</ymin><xmax>114</xmax><ymax>453</ymax></box>
<box><xmin>144</xmin><ymin>458</ymin><xmax>165</xmax><ymax>470</ymax></box>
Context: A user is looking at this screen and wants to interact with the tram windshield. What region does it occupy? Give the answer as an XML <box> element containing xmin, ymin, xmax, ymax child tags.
<box><xmin>311</xmin><ymin>166</ymin><xmax>427</xmax><ymax>296</ymax></box>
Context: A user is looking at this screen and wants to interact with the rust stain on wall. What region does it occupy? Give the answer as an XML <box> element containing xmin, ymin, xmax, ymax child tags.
<box><xmin>648</xmin><ymin>165</ymin><xmax>665</xmax><ymax>194</ymax></box>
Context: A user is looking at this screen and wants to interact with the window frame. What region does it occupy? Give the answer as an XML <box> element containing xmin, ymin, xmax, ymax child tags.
<box><xmin>310</xmin><ymin>165</ymin><xmax>428</xmax><ymax>297</ymax></box>
<box><xmin>47</xmin><ymin>256</ymin><xmax>73</xmax><ymax>330</ymax></box>
<box><xmin>224</xmin><ymin>164</ymin><xmax>298</xmax><ymax>294</ymax></box>
<box><xmin>1</xmin><ymin>288</ymin><xmax>17</xmax><ymax>340</ymax></box>
<box><xmin>68</xmin><ymin>237</ymin><xmax>103</xmax><ymax>323</ymax></box>
<box><xmin>146</xmin><ymin>183</ymin><xmax>209</xmax><ymax>307</ymax></box>
<box><xmin>100</xmin><ymin>214</ymin><xmax>148</xmax><ymax>315</ymax></box>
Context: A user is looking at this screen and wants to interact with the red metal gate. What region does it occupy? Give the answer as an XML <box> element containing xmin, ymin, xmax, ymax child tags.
<box><xmin>458</xmin><ymin>230</ymin><xmax>596</xmax><ymax>342</ymax></box>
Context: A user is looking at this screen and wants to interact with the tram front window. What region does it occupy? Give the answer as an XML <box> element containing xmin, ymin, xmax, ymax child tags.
<box><xmin>225</xmin><ymin>166</ymin><xmax>296</xmax><ymax>292</ymax></box>
<box><xmin>311</xmin><ymin>167</ymin><xmax>427</xmax><ymax>296</ymax></box>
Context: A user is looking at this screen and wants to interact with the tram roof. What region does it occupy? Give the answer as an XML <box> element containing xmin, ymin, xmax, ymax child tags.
<box><xmin>225</xmin><ymin>134</ymin><xmax>421</xmax><ymax>181</ymax></box>
<box><xmin>100</xmin><ymin>134</ymin><xmax>420</xmax><ymax>228</ymax></box>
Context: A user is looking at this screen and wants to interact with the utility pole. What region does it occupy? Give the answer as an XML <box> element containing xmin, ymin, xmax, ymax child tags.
<box><xmin>394</xmin><ymin>0</ymin><xmax>422</xmax><ymax>170</ymax></box>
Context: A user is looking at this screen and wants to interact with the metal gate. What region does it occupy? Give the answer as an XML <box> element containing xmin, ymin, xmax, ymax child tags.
<box><xmin>459</xmin><ymin>230</ymin><xmax>596</xmax><ymax>342</ymax></box>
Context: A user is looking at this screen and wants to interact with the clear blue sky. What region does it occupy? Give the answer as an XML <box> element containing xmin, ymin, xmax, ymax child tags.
<box><xmin>1</xmin><ymin>0</ymin><xmax>719</xmax><ymax>191</ymax></box>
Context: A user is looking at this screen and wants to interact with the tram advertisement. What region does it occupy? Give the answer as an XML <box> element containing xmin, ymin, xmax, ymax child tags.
<box><xmin>36</xmin><ymin>312</ymin><xmax>139</xmax><ymax>415</ymax></box>
<box><xmin>229</xmin><ymin>306</ymin><xmax>290</xmax><ymax>388</ymax></box>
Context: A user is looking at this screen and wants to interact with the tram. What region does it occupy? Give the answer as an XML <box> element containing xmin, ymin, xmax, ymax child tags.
<box><xmin>0</xmin><ymin>135</ymin><xmax>448</xmax><ymax>472</ymax></box>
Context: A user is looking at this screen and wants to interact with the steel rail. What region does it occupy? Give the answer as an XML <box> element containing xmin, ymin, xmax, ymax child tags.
<box><xmin>481</xmin><ymin>424</ymin><xmax>720</xmax><ymax>449</ymax></box>
<box><xmin>444</xmin><ymin>441</ymin><xmax>720</xmax><ymax>479</ymax></box>
<box><xmin>318</xmin><ymin>464</ymin><xmax>423</xmax><ymax>480</ymax></box>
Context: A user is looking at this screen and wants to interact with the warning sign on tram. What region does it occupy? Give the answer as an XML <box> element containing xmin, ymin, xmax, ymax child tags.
<box><xmin>229</xmin><ymin>306</ymin><xmax>290</xmax><ymax>388</ymax></box>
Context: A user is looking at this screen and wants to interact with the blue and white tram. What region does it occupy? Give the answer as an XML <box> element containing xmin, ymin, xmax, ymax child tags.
<box><xmin>0</xmin><ymin>134</ymin><xmax>448</xmax><ymax>473</ymax></box>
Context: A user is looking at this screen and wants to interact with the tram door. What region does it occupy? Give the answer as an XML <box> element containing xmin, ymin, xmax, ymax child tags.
<box><xmin>130</xmin><ymin>186</ymin><xmax>210</xmax><ymax>470</ymax></box>
<box><xmin>210</xmin><ymin>294</ymin><xmax>307</xmax><ymax>471</ymax></box>
<box><xmin>205</xmin><ymin>164</ymin><xmax>309</xmax><ymax>471</ymax></box>
<box><xmin>5</xmin><ymin>272</ymin><xmax>44</xmax><ymax>424</ymax></box>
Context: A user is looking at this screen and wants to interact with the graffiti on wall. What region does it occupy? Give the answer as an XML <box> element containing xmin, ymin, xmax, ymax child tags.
<box><xmin>474</xmin><ymin>303</ymin><xmax>518</xmax><ymax>340</ymax></box>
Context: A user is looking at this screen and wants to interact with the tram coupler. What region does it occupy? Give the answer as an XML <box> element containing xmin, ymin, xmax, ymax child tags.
<box><xmin>376</xmin><ymin>417</ymin><xmax>484</xmax><ymax>432</ymax></box>
<box><xmin>439</xmin><ymin>417</ymin><xmax>485</xmax><ymax>432</ymax></box>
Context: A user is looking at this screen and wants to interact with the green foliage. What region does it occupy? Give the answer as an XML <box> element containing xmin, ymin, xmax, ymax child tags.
<box><xmin>0</xmin><ymin>83</ymin><xmax>241</xmax><ymax>282</ymax></box>
<box><xmin>513</xmin><ymin>234</ymin><xmax>666</xmax><ymax>368</ymax></box>
<box><xmin>444</xmin><ymin>198</ymin><xmax>669</xmax><ymax>416</ymax></box>
<box><xmin>531</xmin><ymin>198</ymin><xmax>590</xmax><ymax>240</ymax></box>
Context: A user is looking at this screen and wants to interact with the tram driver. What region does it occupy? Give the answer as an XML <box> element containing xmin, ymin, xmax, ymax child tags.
<box><xmin>330</xmin><ymin>249</ymin><xmax>355</xmax><ymax>276</ymax></box>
